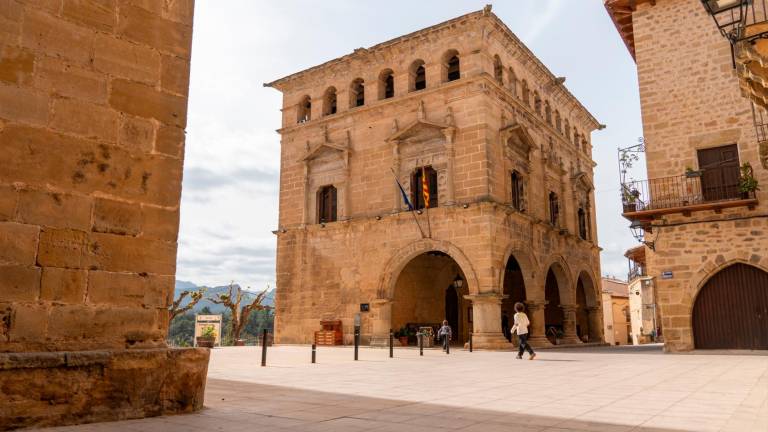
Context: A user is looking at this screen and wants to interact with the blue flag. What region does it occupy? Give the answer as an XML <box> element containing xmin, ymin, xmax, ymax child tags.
<box><xmin>395</xmin><ymin>178</ymin><xmax>414</xmax><ymax>211</ymax></box>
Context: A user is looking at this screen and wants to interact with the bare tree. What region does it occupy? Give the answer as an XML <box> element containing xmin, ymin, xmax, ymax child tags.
<box><xmin>209</xmin><ymin>282</ymin><xmax>270</xmax><ymax>342</ymax></box>
<box><xmin>168</xmin><ymin>287</ymin><xmax>207</xmax><ymax>326</ymax></box>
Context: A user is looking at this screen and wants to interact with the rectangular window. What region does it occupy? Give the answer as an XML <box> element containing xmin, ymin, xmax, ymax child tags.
<box><xmin>549</xmin><ymin>192</ymin><xmax>559</xmax><ymax>226</ymax></box>
<box><xmin>411</xmin><ymin>166</ymin><xmax>438</xmax><ymax>210</ymax></box>
<box><xmin>511</xmin><ymin>171</ymin><xmax>523</xmax><ymax>211</ymax></box>
<box><xmin>317</xmin><ymin>185</ymin><xmax>337</xmax><ymax>223</ymax></box>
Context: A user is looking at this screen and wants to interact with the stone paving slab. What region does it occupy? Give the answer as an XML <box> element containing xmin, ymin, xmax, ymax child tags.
<box><xmin>28</xmin><ymin>345</ymin><xmax>768</xmax><ymax>432</ymax></box>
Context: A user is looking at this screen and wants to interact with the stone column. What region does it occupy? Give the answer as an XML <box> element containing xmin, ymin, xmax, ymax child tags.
<box><xmin>560</xmin><ymin>304</ymin><xmax>582</xmax><ymax>344</ymax></box>
<box><xmin>464</xmin><ymin>294</ymin><xmax>513</xmax><ymax>350</ymax></box>
<box><xmin>369</xmin><ymin>299</ymin><xmax>392</xmax><ymax>347</ymax></box>
<box><xmin>525</xmin><ymin>300</ymin><xmax>553</xmax><ymax>347</ymax></box>
<box><xmin>443</xmin><ymin>128</ymin><xmax>456</xmax><ymax>206</ymax></box>
<box><xmin>392</xmin><ymin>140</ymin><xmax>401</xmax><ymax>213</ymax></box>
<box><xmin>587</xmin><ymin>306</ymin><xmax>604</xmax><ymax>343</ymax></box>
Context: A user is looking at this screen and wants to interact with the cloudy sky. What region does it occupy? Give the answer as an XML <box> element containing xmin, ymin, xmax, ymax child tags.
<box><xmin>177</xmin><ymin>0</ymin><xmax>646</xmax><ymax>291</ymax></box>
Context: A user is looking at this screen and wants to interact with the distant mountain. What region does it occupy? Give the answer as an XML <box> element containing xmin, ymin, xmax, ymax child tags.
<box><xmin>174</xmin><ymin>280</ymin><xmax>275</xmax><ymax>314</ymax></box>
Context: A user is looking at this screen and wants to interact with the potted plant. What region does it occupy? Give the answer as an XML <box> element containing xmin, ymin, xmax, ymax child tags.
<box><xmin>621</xmin><ymin>187</ymin><xmax>640</xmax><ymax>213</ymax></box>
<box><xmin>196</xmin><ymin>325</ymin><xmax>216</xmax><ymax>348</ymax></box>
<box><xmin>396</xmin><ymin>326</ymin><xmax>409</xmax><ymax>346</ymax></box>
<box><xmin>685</xmin><ymin>166</ymin><xmax>701</xmax><ymax>178</ymax></box>
<box><xmin>739</xmin><ymin>162</ymin><xmax>760</xmax><ymax>198</ymax></box>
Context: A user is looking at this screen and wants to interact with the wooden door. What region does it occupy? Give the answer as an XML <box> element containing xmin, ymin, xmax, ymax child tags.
<box><xmin>693</xmin><ymin>264</ymin><xmax>768</xmax><ymax>350</ymax></box>
<box><xmin>697</xmin><ymin>144</ymin><xmax>740</xmax><ymax>201</ymax></box>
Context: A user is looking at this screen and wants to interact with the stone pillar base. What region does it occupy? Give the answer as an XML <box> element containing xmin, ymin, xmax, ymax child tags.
<box><xmin>558</xmin><ymin>336</ymin><xmax>584</xmax><ymax>345</ymax></box>
<box><xmin>0</xmin><ymin>347</ymin><xmax>210</xmax><ymax>430</ymax></box>
<box><xmin>468</xmin><ymin>333</ymin><xmax>515</xmax><ymax>350</ymax></box>
<box><xmin>527</xmin><ymin>335</ymin><xmax>554</xmax><ymax>348</ymax></box>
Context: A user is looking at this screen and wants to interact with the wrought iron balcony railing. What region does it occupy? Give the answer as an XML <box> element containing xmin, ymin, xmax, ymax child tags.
<box><xmin>628</xmin><ymin>263</ymin><xmax>647</xmax><ymax>282</ymax></box>
<box><xmin>621</xmin><ymin>166</ymin><xmax>756</xmax><ymax>215</ymax></box>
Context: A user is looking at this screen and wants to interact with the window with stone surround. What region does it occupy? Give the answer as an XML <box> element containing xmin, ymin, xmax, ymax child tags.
<box><xmin>493</xmin><ymin>55</ymin><xmax>503</xmax><ymax>84</ymax></box>
<box><xmin>410</xmin><ymin>60</ymin><xmax>426</xmax><ymax>92</ymax></box>
<box><xmin>350</xmin><ymin>78</ymin><xmax>365</xmax><ymax>107</ymax></box>
<box><xmin>511</xmin><ymin>170</ymin><xmax>525</xmax><ymax>211</ymax></box>
<box><xmin>317</xmin><ymin>185</ymin><xmax>337</xmax><ymax>224</ymax></box>
<box><xmin>534</xmin><ymin>91</ymin><xmax>542</xmax><ymax>116</ymax></box>
<box><xmin>444</xmin><ymin>49</ymin><xmax>460</xmax><ymax>82</ymax></box>
<box><xmin>297</xmin><ymin>95</ymin><xmax>311</xmax><ymax>123</ymax></box>
<box><xmin>522</xmin><ymin>80</ymin><xmax>530</xmax><ymax>106</ymax></box>
<box><xmin>578</xmin><ymin>208</ymin><xmax>587</xmax><ymax>240</ymax></box>
<box><xmin>411</xmin><ymin>166</ymin><xmax>438</xmax><ymax>209</ymax></box>
<box><xmin>323</xmin><ymin>87</ymin><xmax>337</xmax><ymax>116</ymax></box>
<box><xmin>379</xmin><ymin>69</ymin><xmax>394</xmax><ymax>100</ymax></box>
<box><xmin>548</xmin><ymin>191</ymin><xmax>559</xmax><ymax>226</ymax></box>
<box><xmin>545</xmin><ymin>101</ymin><xmax>552</xmax><ymax>125</ymax></box>
<box><xmin>508</xmin><ymin>67</ymin><xmax>518</xmax><ymax>97</ymax></box>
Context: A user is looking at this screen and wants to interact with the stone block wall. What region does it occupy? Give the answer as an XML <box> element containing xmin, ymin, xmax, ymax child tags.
<box><xmin>0</xmin><ymin>1</ymin><xmax>209</xmax><ymax>429</ymax></box>
<box><xmin>0</xmin><ymin>0</ymin><xmax>192</xmax><ymax>353</ymax></box>
<box><xmin>629</xmin><ymin>0</ymin><xmax>768</xmax><ymax>351</ymax></box>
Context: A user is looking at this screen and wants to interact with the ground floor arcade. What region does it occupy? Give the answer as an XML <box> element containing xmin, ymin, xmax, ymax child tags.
<box><xmin>274</xmin><ymin>203</ymin><xmax>604</xmax><ymax>350</ymax></box>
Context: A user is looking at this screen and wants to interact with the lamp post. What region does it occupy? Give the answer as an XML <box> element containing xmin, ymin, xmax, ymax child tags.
<box><xmin>629</xmin><ymin>220</ymin><xmax>655</xmax><ymax>251</ymax></box>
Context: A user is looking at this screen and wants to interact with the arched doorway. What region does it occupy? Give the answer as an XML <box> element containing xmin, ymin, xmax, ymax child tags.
<box><xmin>502</xmin><ymin>255</ymin><xmax>526</xmax><ymax>341</ymax></box>
<box><xmin>693</xmin><ymin>263</ymin><xmax>768</xmax><ymax>350</ymax></box>
<box><xmin>391</xmin><ymin>251</ymin><xmax>470</xmax><ymax>345</ymax></box>
<box><xmin>544</xmin><ymin>268</ymin><xmax>564</xmax><ymax>344</ymax></box>
<box><xmin>575</xmin><ymin>278</ymin><xmax>589</xmax><ymax>342</ymax></box>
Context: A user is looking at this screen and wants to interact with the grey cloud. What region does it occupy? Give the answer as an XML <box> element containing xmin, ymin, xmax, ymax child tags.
<box><xmin>182</xmin><ymin>166</ymin><xmax>279</xmax><ymax>192</ymax></box>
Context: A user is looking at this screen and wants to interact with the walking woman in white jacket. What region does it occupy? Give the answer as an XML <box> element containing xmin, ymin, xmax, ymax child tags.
<box><xmin>510</xmin><ymin>302</ymin><xmax>536</xmax><ymax>360</ymax></box>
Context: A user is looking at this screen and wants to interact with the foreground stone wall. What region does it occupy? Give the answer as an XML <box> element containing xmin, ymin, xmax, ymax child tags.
<box><xmin>0</xmin><ymin>0</ymin><xmax>208</xmax><ymax>429</ymax></box>
<box><xmin>630</xmin><ymin>0</ymin><xmax>768</xmax><ymax>351</ymax></box>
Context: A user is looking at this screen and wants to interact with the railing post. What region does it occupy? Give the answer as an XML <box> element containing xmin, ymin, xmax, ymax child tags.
<box><xmin>469</xmin><ymin>332</ymin><xmax>473</xmax><ymax>352</ymax></box>
<box><xmin>260</xmin><ymin>329</ymin><xmax>267</xmax><ymax>367</ymax></box>
<box><xmin>311</xmin><ymin>343</ymin><xmax>316</xmax><ymax>364</ymax></box>
<box><xmin>389</xmin><ymin>330</ymin><xmax>393</xmax><ymax>358</ymax></box>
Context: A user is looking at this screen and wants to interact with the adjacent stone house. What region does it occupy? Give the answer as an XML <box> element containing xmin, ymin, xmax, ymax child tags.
<box><xmin>606</xmin><ymin>0</ymin><xmax>768</xmax><ymax>351</ymax></box>
<box><xmin>266</xmin><ymin>6</ymin><xmax>604</xmax><ymax>349</ymax></box>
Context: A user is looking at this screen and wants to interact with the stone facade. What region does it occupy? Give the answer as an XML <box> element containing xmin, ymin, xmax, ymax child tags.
<box><xmin>606</xmin><ymin>0</ymin><xmax>768</xmax><ymax>351</ymax></box>
<box><xmin>267</xmin><ymin>7</ymin><xmax>604</xmax><ymax>350</ymax></box>
<box><xmin>0</xmin><ymin>0</ymin><xmax>208</xmax><ymax>429</ymax></box>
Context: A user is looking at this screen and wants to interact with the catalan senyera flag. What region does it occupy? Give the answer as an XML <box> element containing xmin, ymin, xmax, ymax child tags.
<box><xmin>421</xmin><ymin>166</ymin><xmax>430</xmax><ymax>209</ymax></box>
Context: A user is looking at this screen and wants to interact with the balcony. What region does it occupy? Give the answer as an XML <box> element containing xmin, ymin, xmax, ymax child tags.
<box><xmin>621</xmin><ymin>166</ymin><xmax>757</xmax><ymax>221</ymax></box>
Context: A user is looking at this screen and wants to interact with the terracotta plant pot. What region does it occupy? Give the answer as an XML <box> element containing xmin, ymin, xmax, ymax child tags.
<box><xmin>398</xmin><ymin>336</ymin><xmax>409</xmax><ymax>346</ymax></box>
<box><xmin>196</xmin><ymin>336</ymin><xmax>215</xmax><ymax>348</ymax></box>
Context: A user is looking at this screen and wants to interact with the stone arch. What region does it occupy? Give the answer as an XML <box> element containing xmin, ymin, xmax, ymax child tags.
<box><xmin>689</xmin><ymin>254</ymin><xmax>768</xmax><ymax>318</ymax></box>
<box><xmin>497</xmin><ymin>242</ymin><xmax>539</xmax><ymax>299</ymax></box>
<box><xmin>575</xmin><ymin>269</ymin><xmax>599</xmax><ymax>308</ymax></box>
<box><xmin>541</xmin><ymin>255</ymin><xmax>574</xmax><ymax>304</ymax></box>
<box><xmin>377</xmin><ymin>238</ymin><xmax>479</xmax><ymax>300</ymax></box>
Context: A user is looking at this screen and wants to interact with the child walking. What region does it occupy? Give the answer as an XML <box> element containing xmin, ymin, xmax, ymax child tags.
<box><xmin>510</xmin><ymin>302</ymin><xmax>536</xmax><ymax>360</ymax></box>
<box><xmin>437</xmin><ymin>320</ymin><xmax>452</xmax><ymax>352</ymax></box>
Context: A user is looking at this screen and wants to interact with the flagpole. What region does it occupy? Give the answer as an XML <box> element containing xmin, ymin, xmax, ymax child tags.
<box><xmin>389</xmin><ymin>168</ymin><xmax>426</xmax><ymax>239</ymax></box>
<box><xmin>425</xmin><ymin>205</ymin><xmax>432</xmax><ymax>239</ymax></box>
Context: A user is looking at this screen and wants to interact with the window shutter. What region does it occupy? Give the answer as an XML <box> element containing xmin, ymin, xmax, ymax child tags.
<box><xmin>330</xmin><ymin>186</ymin><xmax>337</xmax><ymax>222</ymax></box>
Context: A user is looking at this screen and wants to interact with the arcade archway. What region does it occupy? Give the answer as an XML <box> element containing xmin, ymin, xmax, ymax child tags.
<box><xmin>501</xmin><ymin>255</ymin><xmax>527</xmax><ymax>341</ymax></box>
<box><xmin>391</xmin><ymin>251</ymin><xmax>470</xmax><ymax>345</ymax></box>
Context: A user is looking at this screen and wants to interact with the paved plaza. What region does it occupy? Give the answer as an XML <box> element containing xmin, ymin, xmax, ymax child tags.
<box><xmin>34</xmin><ymin>345</ymin><xmax>768</xmax><ymax>432</ymax></box>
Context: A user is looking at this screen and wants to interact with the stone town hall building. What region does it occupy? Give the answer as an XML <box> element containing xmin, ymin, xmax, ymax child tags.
<box><xmin>266</xmin><ymin>7</ymin><xmax>604</xmax><ymax>349</ymax></box>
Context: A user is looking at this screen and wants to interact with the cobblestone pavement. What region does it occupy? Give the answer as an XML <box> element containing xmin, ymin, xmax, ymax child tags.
<box><xmin>33</xmin><ymin>345</ymin><xmax>768</xmax><ymax>431</ymax></box>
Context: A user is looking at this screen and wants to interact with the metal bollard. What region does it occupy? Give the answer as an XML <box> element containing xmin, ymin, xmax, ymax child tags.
<box><xmin>445</xmin><ymin>334</ymin><xmax>450</xmax><ymax>355</ymax></box>
<box><xmin>354</xmin><ymin>325</ymin><xmax>360</xmax><ymax>361</ymax></box>
<box><xmin>389</xmin><ymin>330</ymin><xmax>393</xmax><ymax>358</ymax></box>
<box><xmin>311</xmin><ymin>343</ymin><xmax>316</xmax><ymax>364</ymax></box>
<box><xmin>419</xmin><ymin>333</ymin><xmax>424</xmax><ymax>356</ymax></box>
<box><xmin>469</xmin><ymin>332</ymin><xmax>473</xmax><ymax>352</ymax></box>
<box><xmin>260</xmin><ymin>329</ymin><xmax>268</xmax><ymax>367</ymax></box>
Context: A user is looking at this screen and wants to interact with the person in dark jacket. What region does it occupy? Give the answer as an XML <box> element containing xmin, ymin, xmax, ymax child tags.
<box><xmin>437</xmin><ymin>320</ymin><xmax>452</xmax><ymax>352</ymax></box>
